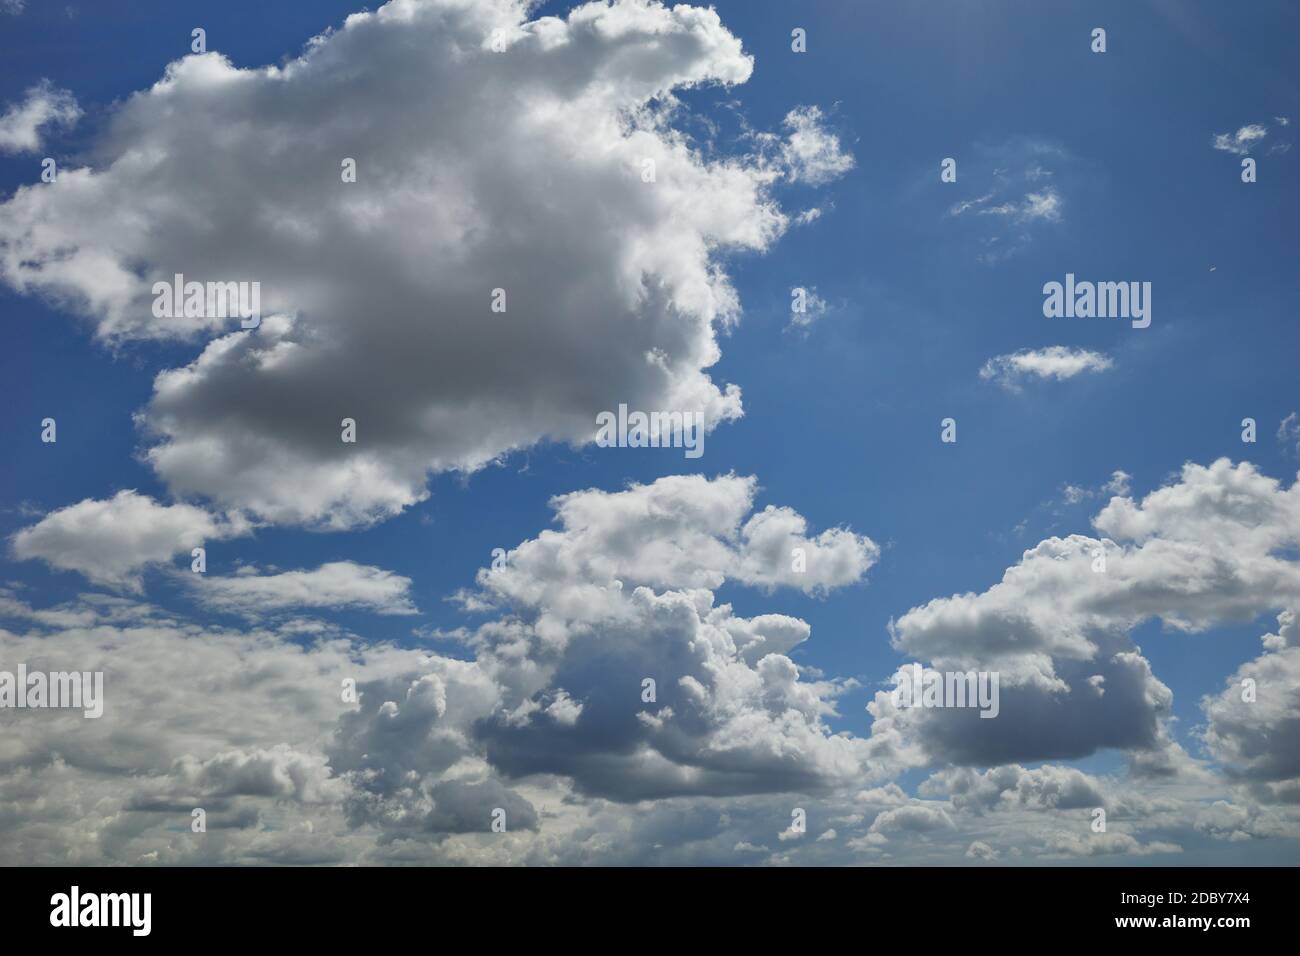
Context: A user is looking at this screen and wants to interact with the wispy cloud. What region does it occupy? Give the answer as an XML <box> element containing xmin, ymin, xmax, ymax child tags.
<box><xmin>1212</xmin><ymin>118</ymin><xmax>1292</xmax><ymax>155</ymax></box>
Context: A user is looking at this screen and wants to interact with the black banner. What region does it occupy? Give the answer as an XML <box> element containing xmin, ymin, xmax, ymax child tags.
<box><xmin>7</xmin><ymin>866</ymin><xmax>1287</xmax><ymax>941</ymax></box>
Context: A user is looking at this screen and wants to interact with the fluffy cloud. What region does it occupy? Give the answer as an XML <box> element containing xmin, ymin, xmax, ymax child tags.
<box><xmin>980</xmin><ymin>346</ymin><xmax>1112</xmax><ymax>390</ymax></box>
<box><xmin>0</xmin><ymin>0</ymin><xmax>851</xmax><ymax>530</ymax></box>
<box><xmin>189</xmin><ymin>561</ymin><xmax>419</xmax><ymax>616</ymax></box>
<box><xmin>777</xmin><ymin>106</ymin><xmax>854</xmax><ymax>185</ymax></box>
<box><xmin>170</xmin><ymin>745</ymin><xmax>346</xmax><ymax>804</ymax></box>
<box><xmin>0</xmin><ymin>81</ymin><xmax>79</xmax><ymax>153</ymax></box>
<box><xmin>876</xmin><ymin>460</ymin><xmax>1300</xmax><ymax>770</ymax></box>
<box><xmin>0</xmin><ymin>591</ymin><xmax>429</xmax><ymax>863</ymax></box>
<box><xmin>924</xmin><ymin>765</ymin><xmax>1107</xmax><ymax>815</ymax></box>
<box><xmin>0</xmin><ymin>472</ymin><xmax>884</xmax><ymax>860</ymax></box>
<box><xmin>448</xmin><ymin>473</ymin><xmax>880</xmax><ymax>800</ymax></box>
<box><xmin>471</xmin><ymin>473</ymin><xmax>877</xmax><ymax>601</ymax></box>
<box><xmin>11</xmin><ymin>490</ymin><xmax>246</xmax><ymax>590</ymax></box>
<box><xmin>1202</xmin><ymin>610</ymin><xmax>1300</xmax><ymax>803</ymax></box>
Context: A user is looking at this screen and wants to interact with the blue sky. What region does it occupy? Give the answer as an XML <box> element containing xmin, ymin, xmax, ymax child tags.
<box><xmin>1</xmin><ymin>0</ymin><xmax>1298</xmax><ymax>865</ymax></box>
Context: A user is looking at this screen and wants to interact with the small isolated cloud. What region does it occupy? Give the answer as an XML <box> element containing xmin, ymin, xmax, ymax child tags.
<box><xmin>189</xmin><ymin>561</ymin><xmax>418</xmax><ymax>616</ymax></box>
<box><xmin>1</xmin><ymin>0</ymin><xmax>25</xmax><ymax>16</ymax></box>
<box><xmin>1211</xmin><ymin>123</ymin><xmax>1271</xmax><ymax>155</ymax></box>
<box><xmin>779</xmin><ymin>106</ymin><xmax>855</xmax><ymax>185</ymax></box>
<box><xmin>11</xmin><ymin>490</ymin><xmax>244</xmax><ymax>590</ymax></box>
<box><xmin>0</xmin><ymin>80</ymin><xmax>80</xmax><ymax>154</ymax></box>
<box><xmin>1017</xmin><ymin>189</ymin><xmax>1062</xmax><ymax>222</ymax></box>
<box><xmin>979</xmin><ymin>346</ymin><xmax>1112</xmax><ymax>391</ymax></box>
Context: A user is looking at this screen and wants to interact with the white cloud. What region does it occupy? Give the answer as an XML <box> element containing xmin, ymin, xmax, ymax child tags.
<box><xmin>778</xmin><ymin>106</ymin><xmax>854</xmax><ymax>185</ymax></box>
<box><xmin>11</xmin><ymin>490</ymin><xmax>245</xmax><ymax>590</ymax></box>
<box><xmin>1044</xmin><ymin>831</ymin><xmax>1181</xmax><ymax>857</ymax></box>
<box><xmin>0</xmin><ymin>471</ymin><xmax>884</xmax><ymax>863</ymax></box>
<box><xmin>979</xmin><ymin>346</ymin><xmax>1112</xmax><ymax>390</ymax></box>
<box><xmin>171</xmin><ymin>745</ymin><xmax>346</xmax><ymax>803</ymax></box>
<box><xmin>877</xmin><ymin>459</ymin><xmax>1300</xmax><ymax>770</ymax></box>
<box><xmin>453</xmin><ymin>473</ymin><xmax>880</xmax><ymax>800</ymax></box>
<box><xmin>0</xmin><ymin>0</ymin><xmax>849</xmax><ymax>530</ymax></box>
<box><xmin>1202</xmin><ymin>610</ymin><xmax>1300</xmax><ymax>804</ymax></box>
<box><xmin>190</xmin><ymin>561</ymin><xmax>418</xmax><ymax>616</ymax></box>
<box><xmin>1212</xmin><ymin>123</ymin><xmax>1268</xmax><ymax>155</ymax></box>
<box><xmin>0</xmin><ymin>80</ymin><xmax>80</xmax><ymax>153</ymax></box>
<box><xmin>1018</xmin><ymin>189</ymin><xmax>1062</xmax><ymax>222</ymax></box>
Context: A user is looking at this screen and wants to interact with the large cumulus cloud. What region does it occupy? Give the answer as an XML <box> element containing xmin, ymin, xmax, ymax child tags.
<box><xmin>0</xmin><ymin>0</ymin><xmax>851</xmax><ymax>528</ymax></box>
<box><xmin>390</xmin><ymin>473</ymin><xmax>881</xmax><ymax>801</ymax></box>
<box><xmin>874</xmin><ymin>460</ymin><xmax>1300</xmax><ymax>771</ymax></box>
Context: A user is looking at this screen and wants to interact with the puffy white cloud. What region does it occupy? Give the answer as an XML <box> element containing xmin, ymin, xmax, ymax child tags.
<box><xmin>980</xmin><ymin>346</ymin><xmax>1112</xmax><ymax>390</ymax></box>
<box><xmin>923</xmin><ymin>765</ymin><xmax>1107</xmax><ymax>815</ymax></box>
<box><xmin>0</xmin><ymin>0</ymin><xmax>850</xmax><ymax>530</ymax></box>
<box><xmin>1202</xmin><ymin>610</ymin><xmax>1300</xmax><ymax>804</ymax></box>
<box><xmin>453</xmin><ymin>473</ymin><xmax>880</xmax><ymax>800</ymax></box>
<box><xmin>11</xmin><ymin>490</ymin><xmax>245</xmax><ymax>590</ymax></box>
<box><xmin>475</xmin><ymin>473</ymin><xmax>877</xmax><ymax>603</ymax></box>
<box><xmin>171</xmin><ymin>745</ymin><xmax>345</xmax><ymax>803</ymax></box>
<box><xmin>877</xmin><ymin>460</ymin><xmax>1300</xmax><ymax>769</ymax></box>
<box><xmin>0</xmin><ymin>81</ymin><xmax>79</xmax><ymax>153</ymax></box>
<box><xmin>0</xmin><ymin>470</ymin><xmax>884</xmax><ymax>860</ymax></box>
<box><xmin>190</xmin><ymin>561</ymin><xmax>418</xmax><ymax>616</ymax></box>
<box><xmin>0</xmin><ymin>591</ymin><xmax>435</xmax><ymax>863</ymax></box>
<box><xmin>777</xmin><ymin>106</ymin><xmax>854</xmax><ymax>185</ymax></box>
